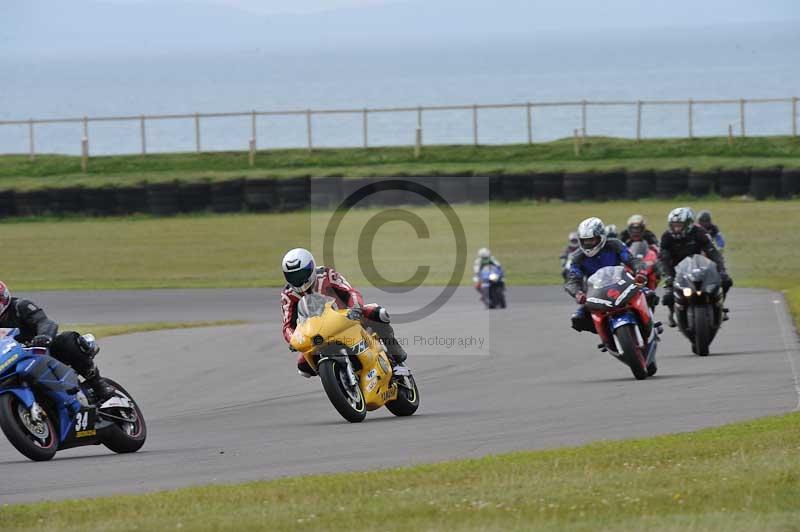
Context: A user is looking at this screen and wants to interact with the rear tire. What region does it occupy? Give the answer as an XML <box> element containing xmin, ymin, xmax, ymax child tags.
<box><xmin>615</xmin><ymin>324</ymin><xmax>648</xmax><ymax>380</ymax></box>
<box><xmin>318</xmin><ymin>359</ymin><xmax>367</xmax><ymax>423</ymax></box>
<box><xmin>99</xmin><ymin>379</ymin><xmax>147</xmax><ymax>454</ymax></box>
<box><xmin>385</xmin><ymin>375</ymin><xmax>420</xmax><ymax>417</ymax></box>
<box><xmin>0</xmin><ymin>394</ymin><xmax>58</xmax><ymax>461</ymax></box>
<box><xmin>693</xmin><ymin>304</ymin><xmax>712</xmax><ymax>357</ymax></box>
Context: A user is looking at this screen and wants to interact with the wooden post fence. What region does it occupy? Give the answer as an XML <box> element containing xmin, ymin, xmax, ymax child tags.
<box><xmin>28</xmin><ymin>119</ymin><xmax>35</xmax><ymax>161</ymax></box>
<box><xmin>1</xmin><ymin>96</ymin><xmax>797</xmax><ymax>156</ymax></box>
<box><xmin>194</xmin><ymin>113</ymin><xmax>201</xmax><ymax>152</ymax></box>
<box><xmin>526</xmin><ymin>102</ymin><xmax>533</xmax><ymax>144</ymax></box>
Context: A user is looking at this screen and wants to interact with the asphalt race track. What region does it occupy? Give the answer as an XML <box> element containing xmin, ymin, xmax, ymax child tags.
<box><xmin>1</xmin><ymin>287</ymin><xmax>798</xmax><ymax>504</ymax></box>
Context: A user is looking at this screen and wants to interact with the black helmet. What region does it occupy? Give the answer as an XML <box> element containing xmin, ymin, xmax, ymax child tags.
<box><xmin>697</xmin><ymin>210</ymin><xmax>712</xmax><ymax>229</ymax></box>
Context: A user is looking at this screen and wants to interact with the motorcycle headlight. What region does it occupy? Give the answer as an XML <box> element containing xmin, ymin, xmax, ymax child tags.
<box><xmin>489</xmin><ymin>273</ymin><xmax>499</xmax><ymax>281</ymax></box>
<box><xmin>682</xmin><ymin>287</ymin><xmax>693</xmax><ymax>297</ymax></box>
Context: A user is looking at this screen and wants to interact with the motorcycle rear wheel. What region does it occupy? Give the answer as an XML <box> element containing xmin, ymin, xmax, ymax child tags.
<box><xmin>386</xmin><ymin>375</ymin><xmax>420</xmax><ymax>417</ymax></box>
<box><xmin>0</xmin><ymin>394</ymin><xmax>58</xmax><ymax>461</ymax></box>
<box><xmin>693</xmin><ymin>304</ymin><xmax>713</xmax><ymax>357</ymax></box>
<box><xmin>99</xmin><ymin>379</ymin><xmax>147</xmax><ymax>454</ymax></box>
<box><xmin>615</xmin><ymin>324</ymin><xmax>648</xmax><ymax>380</ymax></box>
<box><xmin>319</xmin><ymin>359</ymin><xmax>367</xmax><ymax>423</ymax></box>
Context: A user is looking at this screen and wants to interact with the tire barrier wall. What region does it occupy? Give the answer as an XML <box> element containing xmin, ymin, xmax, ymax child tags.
<box><xmin>2</xmin><ymin>168</ymin><xmax>797</xmax><ymax>219</ymax></box>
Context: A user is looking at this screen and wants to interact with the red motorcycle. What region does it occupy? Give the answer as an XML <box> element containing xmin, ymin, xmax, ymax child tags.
<box><xmin>585</xmin><ymin>266</ymin><xmax>663</xmax><ymax>380</ymax></box>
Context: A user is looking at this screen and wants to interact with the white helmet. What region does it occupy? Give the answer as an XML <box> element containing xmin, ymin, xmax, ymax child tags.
<box><xmin>477</xmin><ymin>247</ymin><xmax>491</xmax><ymax>259</ymax></box>
<box><xmin>282</xmin><ymin>248</ymin><xmax>317</xmax><ymax>292</ymax></box>
<box><xmin>627</xmin><ymin>214</ymin><xmax>646</xmax><ymax>238</ymax></box>
<box><xmin>577</xmin><ymin>217</ymin><xmax>607</xmax><ymax>257</ymax></box>
<box><xmin>667</xmin><ymin>207</ymin><xmax>695</xmax><ymax>239</ymax></box>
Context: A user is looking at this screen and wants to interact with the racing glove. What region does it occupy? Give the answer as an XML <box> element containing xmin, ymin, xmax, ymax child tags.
<box><xmin>634</xmin><ymin>271</ymin><xmax>648</xmax><ymax>285</ymax></box>
<box><xmin>574</xmin><ymin>291</ymin><xmax>587</xmax><ymax>305</ymax></box>
<box><xmin>29</xmin><ymin>334</ymin><xmax>53</xmax><ymax>348</ymax></box>
<box><xmin>347</xmin><ymin>306</ymin><xmax>363</xmax><ymax>321</ymax></box>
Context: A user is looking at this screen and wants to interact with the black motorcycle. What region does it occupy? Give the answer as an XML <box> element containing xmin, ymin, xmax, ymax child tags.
<box><xmin>673</xmin><ymin>254</ymin><xmax>724</xmax><ymax>356</ymax></box>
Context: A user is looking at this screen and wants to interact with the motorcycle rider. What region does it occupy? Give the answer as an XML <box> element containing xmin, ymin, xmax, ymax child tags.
<box><xmin>0</xmin><ymin>281</ymin><xmax>115</xmax><ymax>402</ymax></box>
<box><xmin>696</xmin><ymin>210</ymin><xmax>726</xmax><ymax>251</ymax></box>
<box><xmin>473</xmin><ymin>247</ymin><xmax>503</xmax><ymax>288</ymax></box>
<box><xmin>560</xmin><ymin>232</ymin><xmax>580</xmax><ymax>280</ymax></box>
<box><xmin>658</xmin><ymin>207</ymin><xmax>733</xmax><ymax>327</ymax></box>
<box><xmin>280</xmin><ymin>248</ymin><xmax>408</xmax><ymax>378</ymax></box>
<box><xmin>619</xmin><ymin>214</ymin><xmax>659</xmax><ymax>247</ymax></box>
<box><xmin>565</xmin><ymin>218</ymin><xmax>650</xmax><ymax>333</ymax></box>
<box><xmin>605</xmin><ymin>224</ymin><xmax>619</xmax><ymax>240</ymax></box>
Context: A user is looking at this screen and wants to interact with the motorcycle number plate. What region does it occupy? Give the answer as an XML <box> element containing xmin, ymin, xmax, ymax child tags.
<box><xmin>74</xmin><ymin>408</ymin><xmax>98</xmax><ymax>438</ymax></box>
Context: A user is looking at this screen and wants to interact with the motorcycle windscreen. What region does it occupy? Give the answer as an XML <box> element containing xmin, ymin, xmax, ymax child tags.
<box><xmin>297</xmin><ymin>293</ymin><xmax>337</xmax><ymax>324</ymax></box>
<box><xmin>675</xmin><ymin>255</ymin><xmax>721</xmax><ymax>290</ymax></box>
<box><xmin>628</xmin><ymin>241</ymin><xmax>649</xmax><ymax>258</ymax></box>
<box><xmin>480</xmin><ymin>264</ymin><xmax>503</xmax><ymax>283</ymax></box>
<box><xmin>586</xmin><ymin>266</ymin><xmax>637</xmax><ymax>310</ymax></box>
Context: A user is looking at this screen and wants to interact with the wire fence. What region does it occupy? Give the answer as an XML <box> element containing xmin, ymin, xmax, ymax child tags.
<box><xmin>0</xmin><ymin>96</ymin><xmax>797</xmax><ymax>161</ymax></box>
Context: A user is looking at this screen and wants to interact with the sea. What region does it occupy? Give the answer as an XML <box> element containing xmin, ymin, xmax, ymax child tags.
<box><xmin>2</xmin><ymin>23</ymin><xmax>798</xmax><ymax>156</ymax></box>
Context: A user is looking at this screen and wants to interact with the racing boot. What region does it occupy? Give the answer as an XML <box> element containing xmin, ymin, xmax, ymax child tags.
<box><xmin>370</xmin><ymin>321</ymin><xmax>407</xmax><ymax>366</ymax></box>
<box><xmin>667</xmin><ymin>309</ymin><xmax>677</xmax><ymax>328</ymax></box>
<box><xmin>83</xmin><ymin>366</ymin><xmax>116</xmax><ymax>404</ymax></box>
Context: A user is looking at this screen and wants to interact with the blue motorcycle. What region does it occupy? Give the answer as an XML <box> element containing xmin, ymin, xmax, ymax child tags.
<box><xmin>478</xmin><ymin>264</ymin><xmax>507</xmax><ymax>309</ymax></box>
<box><xmin>0</xmin><ymin>329</ymin><xmax>146</xmax><ymax>461</ymax></box>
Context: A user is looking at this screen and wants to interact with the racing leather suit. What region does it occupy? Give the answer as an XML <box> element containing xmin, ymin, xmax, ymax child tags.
<box><xmin>564</xmin><ymin>239</ymin><xmax>644</xmax><ymax>333</ymax></box>
<box><xmin>658</xmin><ymin>226</ymin><xmax>732</xmax><ymax>312</ymax></box>
<box><xmin>0</xmin><ymin>298</ymin><xmax>113</xmax><ymax>400</ymax></box>
<box><xmin>619</xmin><ymin>228</ymin><xmax>659</xmax><ymax>247</ymax></box>
<box><xmin>281</xmin><ymin>266</ymin><xmax>406</xmax><ymax>374</ymax></box>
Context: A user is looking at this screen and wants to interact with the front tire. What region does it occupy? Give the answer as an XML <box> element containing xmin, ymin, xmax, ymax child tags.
<box><xmin>491</xmin><ymin>284</ymin><xmax>507</xmax><ymax>309</ymax></box>
<box><xmin>385</xmin><ymin>375</ymin><xmax>420</xmax><ymax>417</ymax></box>
<box><xmin>615</xmin><ymin>324</ymin><xmax>648</xmax><ymax>380</ymax></box>
<box><xmin>693</xmin><ymin>304</ymin><xmax>713</xmax><ymax>357</ymax></box>
<box><xmin>0</xmin><ymin>394</ymin><xmax>58</xmax><ymax>461</ymax></box>
<box><xmin>318</xmin><ymin>359</ymin><xmax>367</xmax><ymax>423</ymax></box>
<box><xmin>99</xmin><ymin>379</ymin><xmax>147</xmax><ymax>454</ymax></box>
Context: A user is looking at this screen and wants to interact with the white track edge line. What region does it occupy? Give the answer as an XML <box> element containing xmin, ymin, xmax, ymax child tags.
<box><xmin>773</xmin><ymin>296</ymin><xmax>800</xmax><ymax>411</ymax></box>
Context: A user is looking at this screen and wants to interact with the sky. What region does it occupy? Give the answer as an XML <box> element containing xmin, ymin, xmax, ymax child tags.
<box><xmin>105</xmin><ymin>0</ymin><xmax>392</xmax><ymax>15</ymax></box>
<box><xmin>2</xmin><ymin>0</ymin><xmax>798</xmax><ymax>58</ymax></box>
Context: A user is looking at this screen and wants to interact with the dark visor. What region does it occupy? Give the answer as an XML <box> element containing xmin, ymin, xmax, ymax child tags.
<box><xmin>285</xmin><ymin>265</ymin><xmax>314</xmax><ymax>287</ymax></box>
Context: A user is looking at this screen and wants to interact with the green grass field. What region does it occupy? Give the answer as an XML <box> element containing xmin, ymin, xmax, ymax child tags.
<box><xmin>1</xmin><ymin>136</ymin><xmax>798</xmax><ymax>189</ymax></box>
<box><xmin>2</xmin><ymin>198</ymin><xmax>797</xmax><ymax>288</ymax></box>
<box><xmin>2</xmin><ymin>412</ymin><xmax>799</xmax><ymax>531</ymax></box>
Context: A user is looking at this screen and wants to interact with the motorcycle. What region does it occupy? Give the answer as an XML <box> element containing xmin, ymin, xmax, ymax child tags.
<box><xmin>585</xmin><ymin>266</ymin><xmax>662</xmax><ymax>380</ymax></box>
<box><xmin>478</xmin><ymin>264</ymin><xmax>506</xmax><ymax>309</ymax></box>
<box><xmin>290</xmin><ymin>294</ymin><xmax>420</xmax><ymax>423</ymax></box>
<box><xmin>628</xmin><ymin>241</ymin><xmax>660</xmax><ymax>291</ymax></box>
<box><xmin>672</xmin><ymin>254</ymin><xmax>724</xmax><ymax>356</ymax></box>
<box><xmin>0</xmin><ymin>329</ymin><xmax>146</xmax><ymax>461</ymax></box>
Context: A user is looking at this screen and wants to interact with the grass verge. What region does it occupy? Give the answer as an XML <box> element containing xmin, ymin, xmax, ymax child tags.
<box><xmin>2</xmin><ymin>412</ymin><xmax>799</xmax><ymax>531</ymax></box>
<box><xmin>1</xmin><ymin>136</ymin><xmax>799</xmax><ymax>189</ymax></box>
<box><xmin>61</xmin><ymin>320</ymin><xmax>249</xmax><ymax>339</ymax></box>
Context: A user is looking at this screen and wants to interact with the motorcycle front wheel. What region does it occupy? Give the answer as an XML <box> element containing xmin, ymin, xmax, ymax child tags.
<box><xmin>319</xmin><ymin>359</ymin><xmax>367</xmax><ymax>423</ymax></box>
<box><xmin>693</xmin><ymin>304</ymin><xmax>713</xmax><ymax>356</ymax></box>
<box><xmin>615</xmin><ymin>324</ymin><xmax>648</xmax><ymax>380</ymax></box>
<box><xmin>0</xmin><ymin>394</ymin><xmax>58</xmax><ymax>461</ymax></box>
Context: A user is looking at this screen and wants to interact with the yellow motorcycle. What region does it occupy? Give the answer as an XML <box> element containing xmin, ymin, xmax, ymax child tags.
<box><xmin>290</xmin><ymin>294</ymin><xmax>420</xmax><ymax>423</ymax></box>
